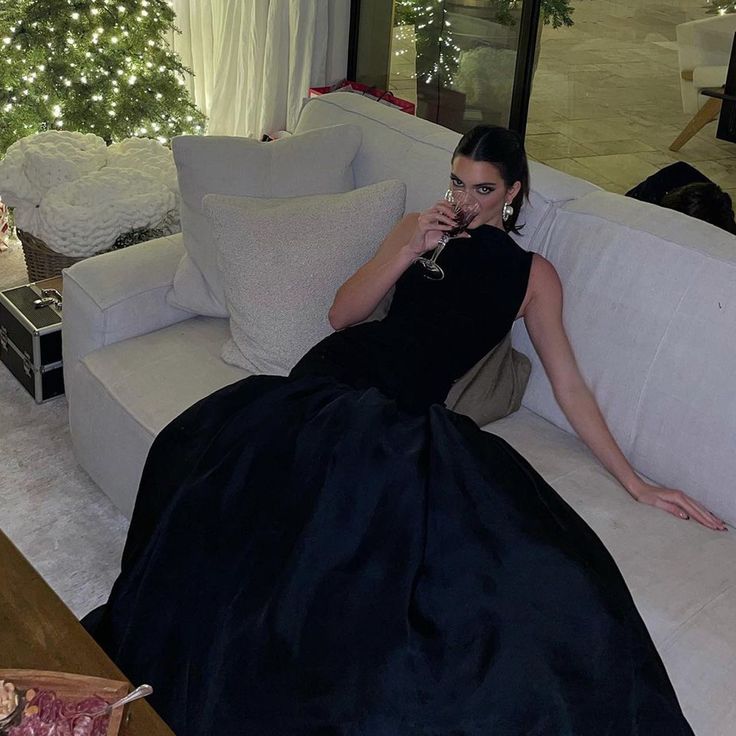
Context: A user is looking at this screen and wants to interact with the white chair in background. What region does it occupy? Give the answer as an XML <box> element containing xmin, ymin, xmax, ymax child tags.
<box><xmin>670</xmin><ymin>13</ymin><xmax>736</xmax><ymax>151</ymax></box>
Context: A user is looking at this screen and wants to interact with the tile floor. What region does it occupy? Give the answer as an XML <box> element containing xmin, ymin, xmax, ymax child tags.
<box><xmin>389</xmin><ymin>1</ymin><xmax>736</xmax><ymax>201</ymax></box>
<box><xmin>527</xmin><ymin>0</ymin><xmax>736</xmax><ymax>199</ymax></box>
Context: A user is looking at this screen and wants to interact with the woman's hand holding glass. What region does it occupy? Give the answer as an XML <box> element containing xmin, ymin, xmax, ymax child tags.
<box><xmin>408</xmin><ymin>198</ymin><xmax>464</xmax><ymax>255</ymax></box>
<box><xmin>409</xmin><ymin>190</ymin><xmax>480</xmax><ymax>280</ymax></box>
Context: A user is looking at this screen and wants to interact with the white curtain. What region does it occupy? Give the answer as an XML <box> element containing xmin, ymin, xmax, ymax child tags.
<box><xmin>170</xmin><ymin>0</ymin><xmax>349</xmax><ymax>138</ymax></box>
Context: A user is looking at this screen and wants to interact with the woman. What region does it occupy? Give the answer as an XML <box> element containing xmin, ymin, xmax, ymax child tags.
<box><xmin>89</xmin><ymin>126</ymin><xmax>724</xmax><ymax>735</ymax></box>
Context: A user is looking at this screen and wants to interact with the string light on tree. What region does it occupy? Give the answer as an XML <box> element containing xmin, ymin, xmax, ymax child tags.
<box><xmin>393</xmin><ymin>0</ymin><xmax>461</xmax><ymax>85</ymax></box>
<box><xmin>0</xmin><ymin>0</ymin><xmax>206</xmax><ymax>154</ymax></box>
<box><xmin>703</xmin><ymin>0</ymin><xmax>736</xmax><ymax>14</ymax></box>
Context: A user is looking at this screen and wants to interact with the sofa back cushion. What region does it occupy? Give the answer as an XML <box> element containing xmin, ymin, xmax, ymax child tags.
<box><xmin>294</xmin><ymin>92</ymin><xmax>598</xmax><ymax>251</ymax></box>
<box><xmin>511</xmin><ymin>190</ymin><xmax>736</xmax><ymax>522</ymax></box>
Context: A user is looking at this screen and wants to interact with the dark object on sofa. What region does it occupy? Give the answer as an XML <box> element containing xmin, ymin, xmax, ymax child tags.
<box><xmin>626</xmin><ymin>161</ymin><xmax>709</xmax><ymax>203</ymax></box>
<box><xmin>626</xmin><ymin>162</ymin><xmax>736</xmax><ymax>234</ymax></box>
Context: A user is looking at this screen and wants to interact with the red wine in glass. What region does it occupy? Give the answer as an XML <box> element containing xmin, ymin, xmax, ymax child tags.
<box><xmin>415</xmin><ymin>189</ymin><xmax>480</xmax><ymax>280</ymax></box>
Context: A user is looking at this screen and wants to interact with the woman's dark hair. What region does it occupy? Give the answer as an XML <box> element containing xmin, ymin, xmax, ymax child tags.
<box><xmin>660</xmin><ymin>182</ymin><xmax>736</xmax><ymax>235</ymax></box>
<box><xmin>452</xmin><ymin>125</ymin><xmax>530</xmax><ymax>235</ymax></box>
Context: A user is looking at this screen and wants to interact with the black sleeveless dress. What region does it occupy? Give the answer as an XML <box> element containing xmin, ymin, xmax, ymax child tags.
<box><xmin>90</xmin><ymin>225</ymin><xmax>694</xmax><ymax>735</ymax></box>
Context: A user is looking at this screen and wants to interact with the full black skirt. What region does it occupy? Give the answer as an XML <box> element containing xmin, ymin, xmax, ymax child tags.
<box><xmin>92</xmin><ymin>374</ymin><xmax>694</xmax><ymax>735</ymax></box>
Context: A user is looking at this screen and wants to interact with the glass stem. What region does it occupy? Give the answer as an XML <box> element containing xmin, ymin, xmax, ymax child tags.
<box><xmin>428</xmin><ymin>234</ymin><xmax>450</xmax><ymax>265</ymax></box>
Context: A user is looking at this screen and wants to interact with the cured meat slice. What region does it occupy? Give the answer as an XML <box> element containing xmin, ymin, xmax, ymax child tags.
<box><xmin>7</xmin><ymin>690</ymin><xmax>110</xmax><ymax>736</ymax></box>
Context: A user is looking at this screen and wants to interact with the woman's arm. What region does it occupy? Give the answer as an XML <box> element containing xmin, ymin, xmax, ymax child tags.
<box><xmin>522</xmin><ymin>254</ymin><xmax>726</xmax><ymax>531</ymax></box>
<box><xmin>328</xmin><ymin>215</ymin><xmax>417</xmax><ymax>330</ymax></box>
<box><xmin>329</xmin><ymin>200</ymin><xmax>463</xmax><ymax>330</ymax></box>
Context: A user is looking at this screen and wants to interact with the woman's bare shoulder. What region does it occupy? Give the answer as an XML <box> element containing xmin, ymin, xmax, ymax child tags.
<box><xmin>529</xmin><ymin>253</ymin><xmax>562</xmax><ymax>291</ymax></box>
<box><xmin>518</xmin><ymin>253</ymin><xmax>562</xmax><ymax>318</ymax></box>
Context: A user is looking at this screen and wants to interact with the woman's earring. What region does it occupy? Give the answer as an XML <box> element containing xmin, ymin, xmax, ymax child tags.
<box><xmin>502</xmin><ymin>201</ymin><xmax>514</xmax><ymax>222</ymax></box>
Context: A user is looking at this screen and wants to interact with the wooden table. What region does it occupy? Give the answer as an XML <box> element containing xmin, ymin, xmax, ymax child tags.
<box><xmin>0</xmin><ymin>529</ymin><xmax>174</xmax><ymax>735</ymax></box>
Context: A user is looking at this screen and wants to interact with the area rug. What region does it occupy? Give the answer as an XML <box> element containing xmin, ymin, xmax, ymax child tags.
<box><xmin>0</xmin><ymin>361</ymin><xmax>128</xmax><ymax>618</ymax></box>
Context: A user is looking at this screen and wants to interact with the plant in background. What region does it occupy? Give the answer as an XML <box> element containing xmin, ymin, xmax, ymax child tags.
<box><xmin>541</xmin><ymin>0</ymin><xmax>577</xmax><ymax>27</ymax></box>
<box><xmin>703</xmin><ymin>0</ymin><xmax>736</xmax><ymax>13</ymax></box>
<box><xmin>393</xmin><ymin>0</ymin><xmax>577</xmax><ymax>87</ymax></box>
<box><xmin>492</xmin><ymin>0</ymin><xmax>577</xmax><ymax>28</ymax></box>
<box><xmin>0</xmin><ymin>0</ymin><xmax>206</xmax><ymax>156</ymax></box>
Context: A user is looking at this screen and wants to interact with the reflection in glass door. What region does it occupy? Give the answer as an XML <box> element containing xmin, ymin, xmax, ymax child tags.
<box><xmin>351</xmin><ymin>0</ymin><xmax>541</xmax><ymax>133</ymax></box>
<box><xmin>525</xmin><ymin>0</ymin><xmax>736</xmax><ymax>197</ymax></box>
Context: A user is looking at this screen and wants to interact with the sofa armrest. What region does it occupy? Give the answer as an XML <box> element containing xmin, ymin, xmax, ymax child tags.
<box><xmin>62</xmin><ymin>233</ymin><xmax>192</xmax><ymax>373</ymax></box>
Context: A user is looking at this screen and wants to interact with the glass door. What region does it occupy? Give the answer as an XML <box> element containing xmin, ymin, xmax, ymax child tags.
<box><xmin>350</xmin><ymin>0</ymin><xmax>541</xmax><ymax>134</ymax></box>
<box><xmin>524</xmin><ymin>0</ymin><xmax>736</xmax><ymax>196</ymax></box>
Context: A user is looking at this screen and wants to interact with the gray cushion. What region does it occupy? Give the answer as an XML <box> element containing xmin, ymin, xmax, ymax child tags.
<box><xmin>446</xmin><ymin>333</ymin><xmax>531</xmax><ymax>425</ymax></box>
<box><xmin>204</xmin><ymin>180</ymin><xmax>407</xmax><ymax>375</ymax></box>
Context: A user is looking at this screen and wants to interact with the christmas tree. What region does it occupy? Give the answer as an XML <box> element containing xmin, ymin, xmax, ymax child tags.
<box><xmin>0</xmin><ymin>0</ymin><xmax>206</xmax><ymax>155</ymax></box>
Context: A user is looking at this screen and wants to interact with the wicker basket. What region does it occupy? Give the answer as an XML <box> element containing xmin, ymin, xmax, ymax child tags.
<box><xmin>17</xmin><ymin>224</ymin><xmax>172</xmax><ymax>282</ymax></box>
<box><xmin>17</xmin><ymin>230</ymin><xmax>88</xmax><ymax>281</ymax></box>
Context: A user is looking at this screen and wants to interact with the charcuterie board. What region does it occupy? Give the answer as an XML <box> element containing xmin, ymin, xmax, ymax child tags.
<box><xmin>0</xmin><ymin>670</ymin><xmax>128</xmax><ymax>736</ymax></box>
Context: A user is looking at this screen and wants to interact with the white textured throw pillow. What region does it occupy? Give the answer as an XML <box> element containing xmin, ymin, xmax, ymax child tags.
<box><xmin>168</xmin><ymin>124</ymin><xmax>362</xmax><ymax>317</ymax></box>
<box><xmin>203</xmin><ymin>180</ymin><xmax>406</xmax><ymax>376</ymax></box>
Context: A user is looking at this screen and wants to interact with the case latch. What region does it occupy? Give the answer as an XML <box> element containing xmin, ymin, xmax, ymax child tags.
<box><xmin>33</xmin><ymin>288</ymin><xmax>63</xmax><ymax>311</ymax></box>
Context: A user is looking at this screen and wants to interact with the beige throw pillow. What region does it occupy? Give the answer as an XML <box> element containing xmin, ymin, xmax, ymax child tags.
<box><xmin>446</xmin><ymin>333</ymin><xmax>531</xmax><ymax>426</ymax></box>
<box><xmin>203</xmin><ymin>180</ymin><xmax>406</xmax><ymax>376</ymax></box>
<box><xmin>168</xmin><ymin>124</ymin><xmax>363</xmax><ymax>318</ymax></box>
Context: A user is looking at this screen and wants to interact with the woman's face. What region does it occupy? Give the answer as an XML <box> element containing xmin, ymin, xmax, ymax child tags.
<box><xmin>450</xmin><ymin>155</ymin><xmax>521</xmax><ymax>229</ymax></box>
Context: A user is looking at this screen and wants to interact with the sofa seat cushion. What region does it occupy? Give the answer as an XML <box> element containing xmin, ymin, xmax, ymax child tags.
<box><xmin>487</xmin><ymin>407</ymin><xmax>736</xmax><ymax>735</ymax></box>
<box><xmin>81</xmin><ymin>316</ymin><xmax>246</xmax><ymax>437</ymax></box>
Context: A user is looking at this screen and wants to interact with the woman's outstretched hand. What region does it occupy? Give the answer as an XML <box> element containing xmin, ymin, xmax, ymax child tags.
<box><xmin>630</xmin><ymin>481</ymin><xmax>727</xmax><ymax>531</ymax></box>
<box><xmin>406</xmin><ymin>200</ymin><xmax>471</xmax><ymax>256</ymax></box>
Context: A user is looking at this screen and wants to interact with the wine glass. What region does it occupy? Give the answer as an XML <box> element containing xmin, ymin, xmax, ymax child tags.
<box><xmin>415</xmin><ymin>189</ymin><xmax>480</xmax><ymax>281</ymax></box>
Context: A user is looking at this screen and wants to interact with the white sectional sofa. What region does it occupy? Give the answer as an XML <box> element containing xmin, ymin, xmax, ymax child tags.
<box><xmin>62</xmin><ymin>92</ymin><xmax>736</xmax><ymax>735</ymax></box>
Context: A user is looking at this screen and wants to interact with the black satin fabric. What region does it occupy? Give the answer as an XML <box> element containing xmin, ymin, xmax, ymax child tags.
<box><xmin>88</xmin><ymin>226</ymin><xmax>694</xmax><ymax>735</ymax></box>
